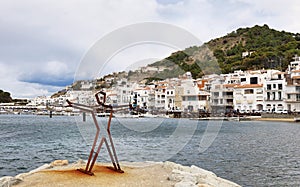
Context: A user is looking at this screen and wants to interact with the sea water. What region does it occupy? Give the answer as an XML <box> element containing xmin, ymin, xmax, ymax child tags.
<box><xmin>1</xmin><ymin>115</ymin><xmax>300</xmax><ymax>186</ymax></box>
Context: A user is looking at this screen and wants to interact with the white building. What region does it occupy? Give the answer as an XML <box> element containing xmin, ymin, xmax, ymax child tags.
<box><xmin>30</xmin><ymin>96</ymin><xmax>51</xmax><ymax>106</ymax></box>
<box><xmin>154</xmin><ymin>84</ymin><xmax>166</xmax><ymax>110</ymax></box>
<box><xmin>165</xmin><ymin>86</ymin><xmax>175</xmax><ymax>110</ymax></box>
<box><xmin>180</xmin><ymin>78</ymin><xmax>203</xmax><ymax>112</ymax></box>
<box><xmin>130</xmin><ymin>87</ymin><xmax>151</xmax><ymax>109</ymax></box>
<box><xmin>65</xmin><ymin>90</ymin><xmax>95</xmax><ymax>106</ymax></box>
<box><xmin>113</xmin><ymin>79</ymin><xmax>137</xmax><ymax>105</ymax></box>
<box><xmin>264</xmin><ymin>71</ymin><xmax>286</xmax><ymax>112</ymax></box>
<box><xmin>285</xmin><ymin>85</ymin><xmax>300</xmax><ymax>112</ymax></box>
<box><xmin>234</xmin><ymin>84</ymin><xmax>264</xmax><ymax>112</ymax></box>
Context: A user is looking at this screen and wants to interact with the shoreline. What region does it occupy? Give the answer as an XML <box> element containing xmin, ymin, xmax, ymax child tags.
<box><xmin>0</xmin><ymin>160</ymin><xmax>241</xmax><ymax>187</ymax></box>
<box><xmin>1</xmin><ymin>113</ymin><xmax>299</xmax><ymax>123</ymax></box>
<box><xmin>252</xmin><ymin>117</ymin><xmax>295</xmax><ymax>122</ymax></box>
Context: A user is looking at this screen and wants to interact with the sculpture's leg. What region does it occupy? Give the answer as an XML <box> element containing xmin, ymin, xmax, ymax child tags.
<box><xmin>88</xmin><ymin>138</ymin><xmax>105</xmax><ymax>173</ymax></box>
<box><xmin>77</xmin><ymin>111</ymin><xmax>101</xmax><ymax>175</ymax></box>
<box><xmin>104</xmin><ymin>138</ymin><xmax>117</xmax><ymax>170</ymax></box>
<box><xmin>106</xmin><ymin>111</ymin><xmax>123</xmax><ymax>171</ymax></box>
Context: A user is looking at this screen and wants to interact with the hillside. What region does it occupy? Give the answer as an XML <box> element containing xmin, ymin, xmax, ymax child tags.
<box><xmin>148</xmin><ymin>24</ymin><xmax>300</xmax><ymax>79</ymax></box>
<box><xmin>209</xmin><ymin>24</ymin><xmax>300</xmax><ymax>73</ymax></box>
<box><xmin>0</xmin><ymin>89</ymin><xmax>12</xmax><ymax>103</ymax></box>
<box><xmin>55</xmin><ymin>24</ymin><xmax>300</xmax><ymax>95</ymax></box>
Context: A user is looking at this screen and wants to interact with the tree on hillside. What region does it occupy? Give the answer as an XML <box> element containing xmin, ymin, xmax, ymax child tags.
<box><xmin>0</xmin><ymin>90</ymin><xmax>13</xmax><ymax>103</ymax></box>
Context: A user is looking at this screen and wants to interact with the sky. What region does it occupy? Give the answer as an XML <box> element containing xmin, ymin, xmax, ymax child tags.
<box><xmin>1</xmin><ymin>0</ymin><xmax>300</xmax><ymax>98</ymax></box>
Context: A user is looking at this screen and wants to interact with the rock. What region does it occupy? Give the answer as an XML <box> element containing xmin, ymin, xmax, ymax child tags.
<box><xmin>198</xmin><ymin>184</ymin><xmax>213</xmax><ymax>187</ymax></box>
<box><xmin>190</xmin><ymin>165</ymin><xmax>216</xmax><ymax>177</ymax></box>
<box><xmin>164</xmin><ymin>162</ymin><xmax>241</xmax><ymax>187</ymax></box>
<box><xmin>4</xmin><ymin>160</ymin><xmax>240</xmax><ymax>187</ymax></box>
<box><xmin>30</xmin><ymin>164</ymin><xmax>52</xmax><ymax>173</ymax></box>
<box><xmin>0</xmin><ymin>176</ymin><xmax>23</xmax><ymax>187</ymax></box>
<box><xmin>75</xmin><ymin>159</ymin><xmax>85</xmax><ymax>165</ymax></box>
<box><xmin>71</xmin><ymin>159</ymin><xmax>86</xmax><ymax>167</ymax></box>
<box><xmin>50</xmin><ymin>160</ymin><xmax>69</xmax><ymax>167</ymax></box>
<box><xmin>15</xmin><ymin>172</ymin><xmax>30</xmax><ymax>180</ymax></box>
<box><xmin>0</xmin><ymin>176</ymin><xmax>13</xmax><ymax>187</ymax></box>
<box><xmin>169</xmin><ymin>169</ymin><xmax>185</xmax><ymax>182</ymax></box>
<box><xmin>175</xmin><ymin>181</ymin><xmax>198</xmax><ymax>187</ymax></box>
<box><xmin>163</xmin><ymin>161</ymin><xmax>183</xmax><ymax>171</ymax></box>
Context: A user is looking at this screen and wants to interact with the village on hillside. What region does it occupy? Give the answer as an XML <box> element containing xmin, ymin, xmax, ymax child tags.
<box><xmin>2</xmin><ymin>55</ymin><xmax>300</xmax><ymax>118</ymax></box>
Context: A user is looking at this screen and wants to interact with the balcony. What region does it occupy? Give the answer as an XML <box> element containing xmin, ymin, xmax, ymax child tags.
<box><xmin>236</xmin><ymin>100</ymin><xmax>242</xmax><ymax>104</ymax></box>
<box><xmin>224</xmin><ymin>102</ymin><xmax>233</xmax><ymax>106</ymax></box>
<box><xmin>223</xmin><ymin>95</ymin><xmax>233</xmax><ymax>99</ymax></box>
<box><xmin>265</xmin><ymin>98</ymin><xmax>283</xmax><ymax>101</ymax></box>
<box><xmin>284</xmin><ymin>99</ymin><xmax>300</xmax><ymax>103</ymax></box>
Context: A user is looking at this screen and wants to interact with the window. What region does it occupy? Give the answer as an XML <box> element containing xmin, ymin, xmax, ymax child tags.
<box><xmin>198</xmin><ymin>95</ymin><xmax>207</xmax><ymax>100</ymax></box>
<box><xmin>187</xmin><ymin>96</ymin><xmax>197</xmax><ymax>101</ymax></box>
<box><xmin>297</xmin><ymin>94</ymin><xmax>300</xmax><ymax>101</ymax></box>
<box><xmin>278</xmin><ymin>84</ymin><xmax>282</xmax><ymax>90</ymax></box>
<box><xmin>267</xmin><ymin>92</ymin><xmax>270</xmax><ymax>100</ymax></box>
<box><xmin>273</xmin><ymin>84</ymin><xmax>276</xmax><ymax>89</ymax></box>
<box><xmin>250</xmin><ymin>77</ymin><xmax>258</xmax><ymax>84</ymax></box>
<box><xmin>278</xmin><ymin>92</ymin><xmax>282</xmax><ymax>100</ymax></box>
<box><xmin>256</xmin><ymin>89</ymin><xmax>263</xmax><ymax>94</ymax></box>
<box><xmin>287</xmin><ymin>94</ymin><xmax>291</xmax><ymax>99</ymax></box>
<box><xmin>213</xmin><ymin>92</ymin><xmax>219</xmax><ymax>97</ymax></box>
<box><xmin>241</xmin><ymin>78</ymin><xmax>246</xmax><ymax>82</ymax></box>
<box><xmin>213</xmin><ymin>99</ymin><xmax>218</xmax><ymax>104</ymax></box>
<box><xmin>267</xmin><ymin>84</ymin><xmax>271</xmax><ymax>90</ymax></box>
<box><xmin>244</xmin><ymin>89</ymin><xmax>254</xmax><ymax>94</ymax></box>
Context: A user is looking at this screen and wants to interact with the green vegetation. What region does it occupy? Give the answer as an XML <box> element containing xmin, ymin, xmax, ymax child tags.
<box><xmin>207</xmin><ymin>24</ymin><xmax>300</xmax><ymax>73</ymax></box>
<box><xmin>149</xmin><ymin>24</ymin><xmax>300</xmax><ymax>78</ymax></box>
<box><xmin>51</xmin><ymin>90</ymin><xmax>67</xmax><ymax>98</ymax></box>
<box><xmin>144</xmin><ymin>77</ymin><xmax>163</xmax><ymax>85</ymax></box>
<box><xmin>150</xmin><ymin>45</ymin><xmax>221</xmax><ymax>79</ymax></box>
<box><xmin>0</xmin><ymin>89</ymin><xmax>12</xmax><ymax>103</ymax></box>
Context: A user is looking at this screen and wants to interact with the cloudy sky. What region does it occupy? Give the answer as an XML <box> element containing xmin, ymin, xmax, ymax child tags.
<box><xmin>1</xmin><ymin>0</ymin><xmax>300</xmax><ymax>98</ymax></box>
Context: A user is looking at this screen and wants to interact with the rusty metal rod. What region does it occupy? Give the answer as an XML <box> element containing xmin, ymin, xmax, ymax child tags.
<box><xmin>104</xmin><ymin>138</ymin><xmax>117</xmax><ymax>170</ymax></box>
<box><xmin>88</xmin><ymin>138</ymin><xmax>105</xmax><ymax>172</ymax></box>
<box><xmin>84</xmin><ymin>112</ymin><xmax>101</xmax><ymax>170</ymax></box>
<box><xmin>106</xmin><ymin>111</ymin><xmax>121</xmax><ymax>170</ymax></box>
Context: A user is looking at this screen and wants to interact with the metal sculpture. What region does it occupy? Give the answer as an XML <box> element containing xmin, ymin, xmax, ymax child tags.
<box><xmin>66</xmin><ymin>91</ymin><xmax>127</xmax><ymax>175</ymax></box>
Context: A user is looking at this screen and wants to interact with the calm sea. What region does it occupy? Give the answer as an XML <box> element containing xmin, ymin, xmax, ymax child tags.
<box><xmin>1</xmin><ymin>115</ymin><xmax>300</xmax><ymax>186</ymax></box>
